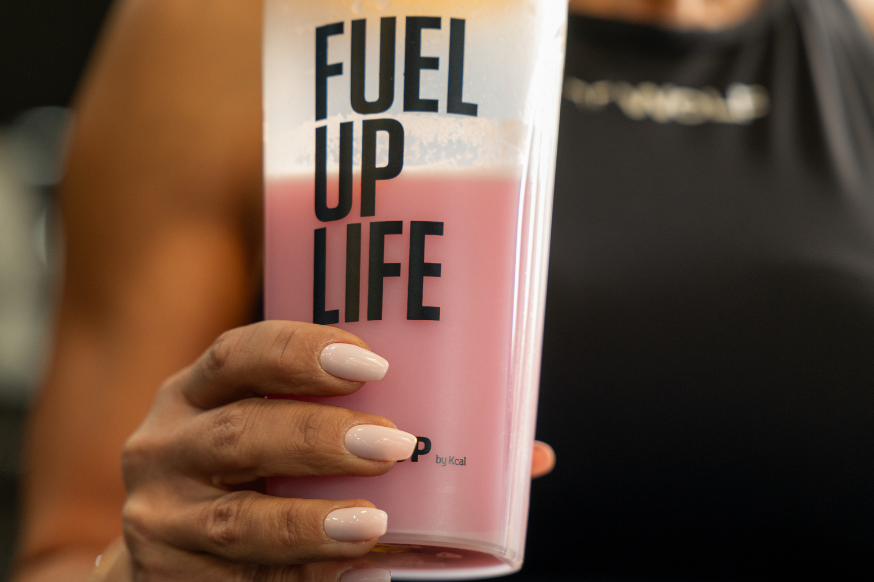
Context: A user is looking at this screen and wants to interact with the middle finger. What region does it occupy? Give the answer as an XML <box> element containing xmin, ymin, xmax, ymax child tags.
<box><xmin>177</xmin><ymin>398</ymin><xmax>417</xmax><ymax>483</ymax></box>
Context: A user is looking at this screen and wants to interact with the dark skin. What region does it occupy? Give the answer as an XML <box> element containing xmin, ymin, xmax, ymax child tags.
<box><xmin>13</xmin><ymin>1</ymin><xmax>874</xmax><ymax>581</ymax></box>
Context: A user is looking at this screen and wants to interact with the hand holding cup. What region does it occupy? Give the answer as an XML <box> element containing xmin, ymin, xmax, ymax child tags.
<box><xmin>119</xmin><ymin>321</ymin><xmax>411</xmax><ymax>581</ymax></box>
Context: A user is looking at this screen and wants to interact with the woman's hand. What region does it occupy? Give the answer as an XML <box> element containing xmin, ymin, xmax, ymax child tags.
<box><xmin>92</xmin><ymin>318</ymin><xmax>555</xmax><ymax>582</ymax></box>
<box><xmin>118</xmin><ymin>320</ymin><xmax>414</xmax><ymax>581</ymax></box>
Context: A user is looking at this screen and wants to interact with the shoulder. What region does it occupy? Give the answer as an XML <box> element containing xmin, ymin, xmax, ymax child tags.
<box><xmin>59</xmin><ymin>0</ymin><xmax>264</xmax><ymax>308</ymax></box>
<box><xmin>67</xmin><ymin>0</ymin><xmax>263</xmax><ymax>219</ymax></box>
<box><xmin>845</xmin><ymin>0</ymin><xmax>874</xmax><ymax>36</ymax></box>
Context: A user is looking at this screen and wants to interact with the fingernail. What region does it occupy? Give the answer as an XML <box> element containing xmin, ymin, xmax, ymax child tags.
<box><xmin>325</xmin><ymin>507</ymin><xmax>388</xmax><ymax>541</ymax></box>
<box><xmin>346</xmin><ymin>425</ymin><xmax>417</xmax><ymax>461</ymax></box>
<box><xmin>340</xmin><ymin>568</ymin><xmax>391</xmax><ymax>582</ymax></box>
<box><xmin>321</xmin><ymin>344</ymin><xmax>389</xmax><ymax>382</ymax></box>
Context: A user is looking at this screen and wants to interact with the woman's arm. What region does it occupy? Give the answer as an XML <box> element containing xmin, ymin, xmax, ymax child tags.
<box><xmin>14</xmin><ymin>0</ymin><xmax>264</xmax><ymax>579</ymax></box>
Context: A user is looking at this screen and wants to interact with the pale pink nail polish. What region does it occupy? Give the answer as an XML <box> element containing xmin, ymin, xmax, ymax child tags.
<box><xmin>339</xmin><ymin>568</ymin><xmax>391</xmax><ymax>582</ymax></box>
<box><xmin>320</xmin><ymin>344</ymin><xmax>389</xmax><ymax>382</ymax></box>
<box><xmin>324</xmin><ymin>507</ymin><xmax>388</xmax><ymax>541</ymax></box>
<box><xmin>345</xmin><ymin>425</ymin><xmax>417</xmax><ymax>461</ymax></box>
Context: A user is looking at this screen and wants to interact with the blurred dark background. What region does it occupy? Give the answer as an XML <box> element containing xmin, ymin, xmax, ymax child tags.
<box><xmin>0</xmin><ymin>0</ymin><xmax>113</xmax><ymax>124</ymax></box>
<box><xmin>0</xmin><ymin>1</ymin><xmax>114</xmax><ymax>579</ymax></box>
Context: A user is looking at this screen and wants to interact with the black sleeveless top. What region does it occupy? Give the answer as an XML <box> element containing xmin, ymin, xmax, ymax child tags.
<box><xmin>516</xmin><ymin>0</ymin><xmax>874</xmax><ymax>579</ymax></box>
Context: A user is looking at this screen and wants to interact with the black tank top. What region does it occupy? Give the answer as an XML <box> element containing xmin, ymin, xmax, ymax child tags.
<box><xmin>516</xmin><ymin>1</ymin><xmax>874</xmax><ymax>578</ymax></box>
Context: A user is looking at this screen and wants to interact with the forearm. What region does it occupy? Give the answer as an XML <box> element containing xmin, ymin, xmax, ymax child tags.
<box><xmin>13</xmin><ymin>1</ymin><xmax>265</xmax><ymax>578</ymax></box>
<box><xmin>14</xmin><ymin>312</ymin><xmax>128</xmax><ymax>579</ymax></box>
<box><xmin>12</xmin><ymin>549</ymin><xmax>101</xmax><ymax>582</ymax></box>
<box><xmin>14</xmin><ymin>536</ymin><xmax>133</xmax><ymax>582</ymax></box>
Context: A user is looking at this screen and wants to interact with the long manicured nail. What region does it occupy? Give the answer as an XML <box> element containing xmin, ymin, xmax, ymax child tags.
<box><xmin>324</xmin><ymin>507</ymin><xmax>388</xmax><ymax>541</ymax></box>
<box><xmin>321</xmin><ymin>344</ymin><xmax>389</xmax><ymax>382</ymax></box>
<box><xmin>346</xmin><ymin>425</ymin><xmax>417</xmax><ymax>461</ymax></box>
<box><xmin>340</xmin><ymin>568</ymin><xmax>391</xmax><ymax>582</ymax></box>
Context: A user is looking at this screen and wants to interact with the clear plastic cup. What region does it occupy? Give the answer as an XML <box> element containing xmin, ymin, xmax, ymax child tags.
<box><xmin>264</xmin><ymin>1</ymin><xmax>567</xmax><ymax>578</ymax></box>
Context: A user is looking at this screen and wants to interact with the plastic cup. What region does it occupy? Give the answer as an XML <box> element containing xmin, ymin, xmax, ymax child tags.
<box><xmin>263</xmin><ymin>1</ymin><xmax>567</xmax><ymax>578</ymax></box>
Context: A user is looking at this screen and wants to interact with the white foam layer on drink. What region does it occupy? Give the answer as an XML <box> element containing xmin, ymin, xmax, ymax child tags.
<box><xmin>267</xmin><ymin>115</ymin><xmax>528</xmax><ymax>176</ymax></box>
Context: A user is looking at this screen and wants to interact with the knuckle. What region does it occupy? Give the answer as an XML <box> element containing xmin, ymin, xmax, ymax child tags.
<box><xmin>122</xmin><ymin>494</ymin><xmax>157</xmax><ymax>541</ymax></box>
<box><xmin>204</xmin><ymin>403</ymin><xmax>262</xmax><ymax>473</ymax></box>
<box><xmin>205</xmin><ymin>329</ymin><xmax>238</xmax><ymax>376</ymax></box>
<box><xmin>204</xmin><ymin>493</ymin><xmax>251</xmax><ymax>551</ymax></box>
<box><xmin>122</xmin><ymin>431</ymin><xmax>162</xmax><ymax>481</ymax></box>
<box><xmin>273</xmin><ymin>324</ymin><xmax>307</xmax><ymax>375</ymax></box>
<box><xmin>295</xmin><ymin>406</ymin><xmax>337</xmax><ymax>455</ymax></box>
<box><xmin>207</xmin><ymin>405</ymin><xmax>250</xmax><ymax>453</ymax></box>
<box><xmin>278</xmin><ymin>498</ymin><xmax>317</xmax><ymax>548</ymax></box>
<box><xmin>154</xmin><ymin>375</ymin><xmax>178</xmax><ymax>400</ymax></box>
<box><xmin>227</xmin><ymin>564</ymin><xmax>260</xmax><ymax>582</ymax></box>
<box><xmin>121</xmin><ymin>434</ymin><xmax>148</xmax><ymax>474</ymax></box>
<box><xmin>122</xmin><ymin>419</ymin><xmax>182</xmax><ymax>478</ymax></box>
<box><xmin>252</xmin><ymin>566</ymin><xmax>292</xmax><ymax>582</ymax></box>
<box><xmin>301</xmin><ymin>411</ymin><xmax>323</xmax><ymax>454</ymax></box>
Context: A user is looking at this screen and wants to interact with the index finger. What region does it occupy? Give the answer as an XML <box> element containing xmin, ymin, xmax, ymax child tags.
<box><xmin>182</xmin><ymin>321</ymin><xmax>388</xmax><ymax>409</ymax></box>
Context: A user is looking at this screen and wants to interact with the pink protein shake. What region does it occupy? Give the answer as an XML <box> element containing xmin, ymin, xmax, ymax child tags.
<box><xmin>266</xmin><ymin>172</ymin><xmax>518</xmax><ymax>551</ymax></box>
<box><xmin>263</xmin><ymin>1</ymin><xmax>567</xmax><ymax>578</ymax></box>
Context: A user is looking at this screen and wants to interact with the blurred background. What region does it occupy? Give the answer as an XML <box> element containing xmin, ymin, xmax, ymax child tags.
<box><xmin>0</xmin><ymin>1</ymin><xmax>114</xmax><ymax>579</ymax></box>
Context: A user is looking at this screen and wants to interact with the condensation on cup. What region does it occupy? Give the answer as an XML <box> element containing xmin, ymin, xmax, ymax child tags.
<box><xmin>264</xmin><ymin>1</ymin><xmax>568</xmax><ymax>578</ymax></box>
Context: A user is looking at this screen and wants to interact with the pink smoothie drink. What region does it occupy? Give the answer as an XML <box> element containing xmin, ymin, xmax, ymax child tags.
<box><xmin>265</xmin><ymin>172</ymin><xmax>518</xmax><ymax>542</ymax></box>
<box><xmin>263</xmin><ymin>2</ymin><xmax>568</xmax><ymax>577</ymax></box>
<box><xmin>266</xmin><ymin>172</ymin><xmax>532</xmax><ymax>577</ymax></box>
